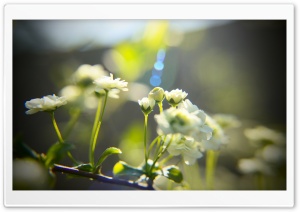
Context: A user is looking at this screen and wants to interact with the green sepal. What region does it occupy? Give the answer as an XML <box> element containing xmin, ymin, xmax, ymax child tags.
<box><xmin>159</xmin><ymin>165</ymin><xmax>183</xmax><ymax>183</ymax></box>
<box><xmin>113</xmin><ymin>161</ymin><xmax>144</xmax><ymax>177</ymax></box>
<box><xmin>45</xmin><ymin>142</ymin><xmax>74</xmax><ymax>167</ymax></box>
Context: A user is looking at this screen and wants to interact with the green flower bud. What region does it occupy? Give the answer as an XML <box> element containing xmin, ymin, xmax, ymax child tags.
<box><xmin>148</xmin><ymin>87</ymin><xmax>165</xmax><ymax>102</ymax></box>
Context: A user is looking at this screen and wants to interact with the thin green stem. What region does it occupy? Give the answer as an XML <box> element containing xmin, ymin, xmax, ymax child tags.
<box><xmin>159</xmin><ymin>154</ymin><xmax>173</xmax><ymax>166</ymax></box>
<box><xmin>63</xmin><ymin>108</ymin><xmax>81</xmax><ymax>139</ymax></box>
<box><xmin>50</xmin><ymin>112</ymin><xmax>64</xmax><ymax>144</ymax></box>
<box><xmin>89</xmin><ymin>90</ymin><xmax>109</xmax><ymax>167</ymax></box>
<box><xmin>255</xmin><ymin>172</ymin><xmax>265</xmax><ymax>190</ymax></box>
<box><xmin>144</xmin><ymin>114</ymin><xmax>149</xmax><ymax>172</ymax></box>
<box><xmin>147</xmin><ymin>136</ymin><xmax>161</xmax><ymax>158</ymax></box>
<box><xmin>50</xmin><ymin>112</ymin><xmax>78</xmax><ymax>165</ymax></box>
<box><xmin>158</xmin><ymin>101</ymin><xmax>163</xmax><ymax>113</ymax></box>
<box><xmin>149</xmin><ymin>135</ymin><xmax>173</xmax><ymax>175</ymax></box>
<box><xmin>206</xmin><ymin>150</ymin><xmax>219</xmax><ymax>190</ymax></box>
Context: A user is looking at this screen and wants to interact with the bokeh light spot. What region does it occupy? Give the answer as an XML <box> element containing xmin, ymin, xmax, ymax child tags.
<box><xmin>154</xmin><ymin>61</ymin><xmax>164</xmax><ymax>71</ymax></box>
<box><xmin>157</xmin><ymin>49</ymin><xmax>166</xmax><ymax>61</ymax></box>
<box><xmin>150</xmin><ymin>75</ymin><xmax>161</xmax><ymax>86</ymax></box>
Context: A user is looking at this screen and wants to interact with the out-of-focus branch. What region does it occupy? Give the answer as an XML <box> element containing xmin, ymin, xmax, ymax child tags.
<box><xmin>52</xmin><ymin>164</ymin><xmax>154</xmax><ymax>190</ymax></box>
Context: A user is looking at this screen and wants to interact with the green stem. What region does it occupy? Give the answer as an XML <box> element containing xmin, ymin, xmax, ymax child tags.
<box><xmin>255</xmin><ymin>172</ymin><xmax>265</xmax><ymax>190</ymax></box>
<box><xmin>147</xmin><ymin>136</ymin><xmax>161</xmax><ymax>158</ymax></box>
<box><xmin>63</xmin><ymin>108</ymin><xmax>81</xmax><ymax>139</ymax></box>
<box><xmin>159</xmin><ymin>154</ymin><xmax>173</xmax><ymax>166</ymax></box>
<box><xmin>50</xmin><ymin>112</ymin><xmax>64</xmax><ymax>144</ymax></box>
<box><xmin>50</xmin><ymin>112</ymin><xmax>78</xmax><ymax>165</ymax></box>
<box><xmin>89</xmin><ymin>91</ymin><xmax>108</xmax><ymax>167</ymax></box>
<box><xmin>158</xmin><ymin>101</ymin><xmax>163</xmax><ymax>113</ymax></box>
<box><xmin>144</xmin><ymin>114</ymin><xmax>149</xmax><ymax>172</ymax></box>
<box><xmin>149</xmin><ymin>135</ymin><xmax>173</xmax><ymax>175</ymax></box>
<box><xmin>206</xmin><ymin>150</ymin><xmax>219</xmax><ymax>190</ymax></box>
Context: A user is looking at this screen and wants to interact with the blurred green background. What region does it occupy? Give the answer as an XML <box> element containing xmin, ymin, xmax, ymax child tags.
<box><xmin>13</xmin><ymin>20</ymin><xmax>286</xmax><ymax>190</ymax></box>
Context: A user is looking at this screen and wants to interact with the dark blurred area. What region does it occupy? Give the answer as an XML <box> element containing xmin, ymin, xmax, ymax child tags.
<box><xmin>13</xmin><ymin>20</ymin><xmax>286</xmax><ymax>190</ymax></box>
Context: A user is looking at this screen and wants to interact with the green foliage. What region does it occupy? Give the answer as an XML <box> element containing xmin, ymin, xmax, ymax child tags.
<box><xmin>113</xmin><ymin>161</ymin><xmax>144</xmax><ymax>178</ymax></box>
<box><xmin>160</xmin><ymin>165</ymin><xmax>183</xmax><ymax>183</ymax></box>
<box><xmin>95</xmin><ymin>147</ymin><xmax>122</xmax><ymax>171</ymax></box>
<box><xmin>74</xmin><ymin>163</ymin><xmax>93</xmax><ymax>172</ymax></box>
<box><xmin>45</xmin><ymin>142</ymin><xmax>74</xmax><ymax>167</ymax></box>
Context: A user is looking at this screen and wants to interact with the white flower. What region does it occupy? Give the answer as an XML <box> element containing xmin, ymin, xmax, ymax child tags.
<box><xmin>73</xmin><ymin>64</ymin><xmax>108</xmax><ymax>85</ymax></box>
<box><xmin>94</xmin><ymin>73</ymin><xmax>128</xmax><ymax>93</ymax></box>
<box><xmin>138</xmin><ymin>97</ymin><xmax>155</xmax><ymax>114</ymax></box>
<box><xmin>238</xmin><ymin>158</ymin><xmax>272</xmax><ymax>175</ymax></box>
<box><xmin>165</xmin><ymin>89</ymin><xmax>188</xmax><ymax>106</ymax></box>
<box><xmin>154</xmin><ymin>107</ymin><xmax>212</xmax><ymax>141</ymax></box>
<box><xmin>200</xmin><ymin>115</ymin><xmax>226</xmax><ymax>151</ymax></box>
<box><xmin>59</xmin><ymin>85</ymin><xmax>82</xmax><ymax>102</ymax></box>
<box><xmin>25</xmin><ymin>94</ymin><xmax>67</xmax><ymax>115</ymax></box>
<box><xmin>165</xmin><ymin>134</ymin><xmax>203</xmax><ymax>165</ymax></box>
<box><xmin>244</xmin><ymin>126</ymin><xmax>285</xmax><ymax>147</ymax></box>
<box><xmin>148</xmin><ymin>87</ymin><xmax>165</xmax><ymax>102</ymax></box>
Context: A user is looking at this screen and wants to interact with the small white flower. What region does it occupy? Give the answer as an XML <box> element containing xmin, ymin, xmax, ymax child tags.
<box><xmin>165</xmin><ymin>89</ymin><xmax>188</xmax><ymax>106</ymax></box>
<box><xmin>59</xmin><ymin>85</ymin><xmax>82</xmax><ymax>102</ymax></box>
<box><xmin>25</xmin><ymin>94</ymin><xmax>67</xmax><ymax>115</ymax></box>
<box><xmin>165</xmin><ymin>134</ymin><xmax>203</xmax><ymax>165</ymax></box>
<box><xmin>138</xmin><ymin>97</ymin><xmax>155</xmax><ymax>115</ymax></box>
<box><xmin>148</xmin><ymin>87</ymin><xmax>165</xmax><ymax>102</ymax></box>
<box><xmin>94</xmin><ymin>73</ymin><xmax>128</xmax><ymax>93</ymax></box>
<box><xmin>155</xmin><ymin>107</ymin><xmax>212</xmax><ymax>141</ymax></box>
<box><xmin>73</xmin><ymin>64</ymin><xmax>108</xmax><ymax>85</ymax></box>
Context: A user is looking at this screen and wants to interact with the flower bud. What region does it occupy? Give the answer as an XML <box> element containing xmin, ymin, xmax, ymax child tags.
<box><xmin>148</xmin><ymin>87</ymin><xmax>165</xmax><ymax>102</ymax></box>
<box><xmin>138</xmin><ymin>97</ymin><xmax>155</xmax><ymax>115</ymax></box>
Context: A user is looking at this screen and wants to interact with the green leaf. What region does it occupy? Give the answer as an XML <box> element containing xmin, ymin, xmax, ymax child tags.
<box><xmin>113</xmin><ymin>161</ymin><xmax>144</xmax><ymax>177</ymax></box>
<box><xmin>74</xmin><ymin>163</ymin><xmax>93</xmax><ymax>172</ymax></box>
<box><xmin>45</xmin><ymin>142</ymin><xmax>73</xmax><ymax>167</ymax></box>
<box><xmin>160</xmin><ymin>165</ymin><xmax>183</xmax><ymax>183</ymax></box>
<box><xmin>95</xmin><ymin>147</ymin><xmax>122</xmax><ymax>168</ymax></box>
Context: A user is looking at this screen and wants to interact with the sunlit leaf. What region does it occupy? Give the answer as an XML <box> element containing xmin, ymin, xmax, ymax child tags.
<box><xmin>95</xmin><ymin>147</ymin><xmax>122</xmax><ymax>168</ymax></box>
<box><xmin>45</xmin><ymin>142</ymin><xmax>73</xmax><ymax>167</ymax></box>
<box><xmin>113</xmin><ymin>161</ymin><xmax>144</xmax><ymax>177</ymax></box>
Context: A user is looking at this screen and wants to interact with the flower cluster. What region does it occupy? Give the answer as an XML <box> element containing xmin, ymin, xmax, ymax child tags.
<box><xmin>138</xmin><ymin>87</ymin><xmax>217</xmax><ymax>165</ymax></box>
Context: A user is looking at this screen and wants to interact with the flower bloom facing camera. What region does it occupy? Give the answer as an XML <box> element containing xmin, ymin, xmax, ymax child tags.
<box><xmin>25</xmin><ymin>94</ymin><xmax>67</xmax><ymax>115</ymax></box>
<box><xmin>165</xmin><ymin>89</ymin><xmax>188</xmax><ymax>107</ymax></box>
<box><xmin>138</xmin><ymin>97</ymin><xmax>155</xmax><ymax>115</ymax></box>
<box><xmin>165</xmin><ymin>134</ymin><xmax>203</xmax><ymax>165</ymax></box>
<box><xmin>94</xmin><ymin>74</ymin><xmax>128</xmax><ymax>97</ymax></box>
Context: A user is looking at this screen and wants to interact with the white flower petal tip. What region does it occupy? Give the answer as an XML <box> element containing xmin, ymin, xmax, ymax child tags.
<box><xmin>94</xmin><ymin>73</ymin><xmax>128</xmax><ymax>94</ymax></box>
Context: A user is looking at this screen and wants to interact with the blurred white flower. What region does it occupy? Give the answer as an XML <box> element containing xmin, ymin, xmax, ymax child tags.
<box><xmin>212</xmin><ymin>113</ymin><xmax>241</xmax><ymax>129</ymax></box>
<box><xmin>238</xmin><ymin>158</ymin><xmax>272</xmax><ymax>175</ymax></box>
<box><xmin>59</xmin><ymin>85</ymin><xmax>82</xmax><ymax>102</ymax></box>
<box><xmin>73</xmin><ymin>64</ymin><xmax>108</xmax><ymax>85</ymax></box>
<box><xmin>201</xmin><ymin>115</ymin><xmax>227</xmax><ymax>151</ymax></box>
<box><xmin>25</xmin><ymin>94</ymin><xmax>67</xmax><ymax>115</ymax></box>
<box><xmin>165</xmin><ymin>89</ymin><xmax>188</xmax><ymax>107</ymax></box>
<box><xmin>165</xmin><ymin>134</ymin><xmax>203</xmax><ymax>165</ymax></box>
<box><xmin>255</xmin><ymin>145</ymin><xmax>285</xmax><ymax>164</ymax></box>
<box><xmin>138</xmin><ymin>97</ymin><xmax>155</xmax><ymax>114</ymax></box>
<box><xmin>148</xmin><ymin>87</ymin><xmax>165</xmax><ymax>102</ymax></box>
<box><xmin>94</xmin><ymin>73</ymin><xmax>128</xmax><ymax>93</ymax></box>
<box><xmin>244</xmin><ymin>126</ymin><xmax>285</xmax><ymax>147</ymax></box>
<box><xmin>154</xmin><ymin>107</ymin><xmax>212</xmax><ymax>141</ymax></box>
